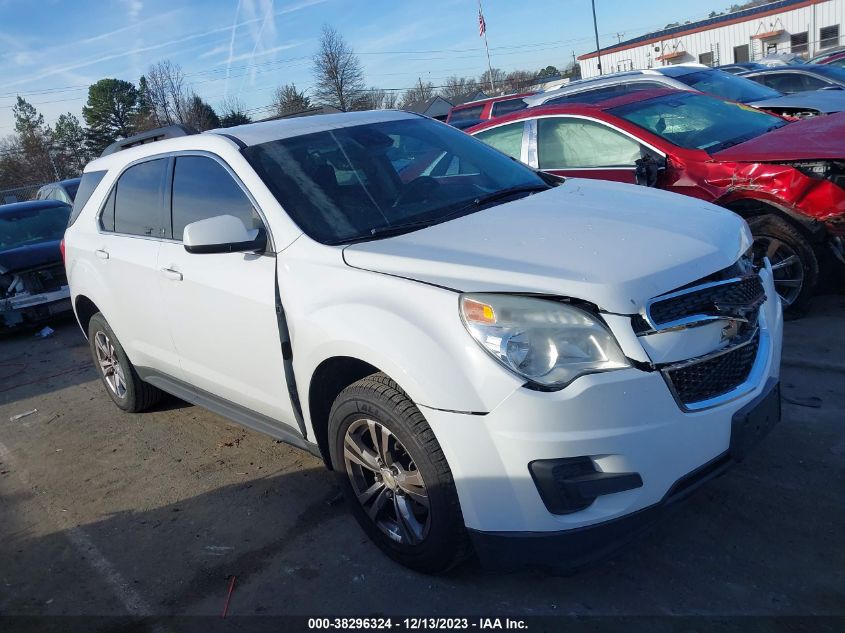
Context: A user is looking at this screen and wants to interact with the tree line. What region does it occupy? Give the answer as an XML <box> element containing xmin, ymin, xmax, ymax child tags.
<box><xmin>1</xmin><ymin>24</ymin><xmax>577</xmax><ymax>190</ymax></box>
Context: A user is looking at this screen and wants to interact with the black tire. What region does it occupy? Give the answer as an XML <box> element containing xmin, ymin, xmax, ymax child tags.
<box><xmin>328</xmin><ymin>372</ymin><xmax>470</xmax><ymax>573</ymax></box>
<box><xmin>87</xmin><ymin>313</ymin><xmax>161</xmax><ymax>412</ymax></box>
<box><xmin>748</xmin><ymin>214</ymin><xmax>819</xmax><ymax>316</ymax></box>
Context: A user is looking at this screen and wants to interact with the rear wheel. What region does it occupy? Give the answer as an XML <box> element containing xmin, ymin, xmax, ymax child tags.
<box><xmin>748</xmin><ymin>214</ymin><xmax>818</xmax><ymax>316</ymax></box>
<box><xmin>328</xmin><ymin>373</ymin><xmax>469</xmax><ymax>573</ymax></box>
<box><xmin>87</xmin><ymin>313</ymin><xmax>161</xmax><ymax>412</ymax></box>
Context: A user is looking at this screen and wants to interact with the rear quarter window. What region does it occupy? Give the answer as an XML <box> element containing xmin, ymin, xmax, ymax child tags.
<box><xmin>491</xmin><ymin>98</ymin><xmax>528</xmax><ymax>117</ymax></box>
<box><xmin>68</xmin><ymin>171</ymin><xmax>107</xmax><ymax>227</ymax></box>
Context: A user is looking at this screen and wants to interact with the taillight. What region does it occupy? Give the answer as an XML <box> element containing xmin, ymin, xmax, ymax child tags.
<box><xmin>60</xmin><ymin>239</ymin><xmax>65</xmax><ymax>263</ymax></box>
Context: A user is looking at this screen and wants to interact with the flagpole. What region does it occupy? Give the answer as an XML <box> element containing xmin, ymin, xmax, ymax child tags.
<box><xmin>479</xmin><ymin>0</ymin><xmax>495</xmax><ymax>93</ymax></box>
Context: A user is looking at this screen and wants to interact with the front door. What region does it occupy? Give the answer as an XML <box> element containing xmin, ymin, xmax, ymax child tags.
<box><xmin>531</xmin><ymin>116</ymin><xmax>645</xmax><ymax>184</ymax></box>
<box><xmin>157</xmin><ymin>154</ymin><xmax>296</xmax><ymax>428</ymax></box>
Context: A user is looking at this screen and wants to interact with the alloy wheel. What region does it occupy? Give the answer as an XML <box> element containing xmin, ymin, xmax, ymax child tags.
<box><xmin>343</xmin><ymin>418</ymin><xmax>430</xmax><ymax>545</ymax></box>
<box><xmin>753</xmin><ymin>235</ymin><xmax>804</xmax><ymax>307</ymax></box>
<box><xmin>94</xmin><ymin>331</ymin><xmax>127</xmax><ymax>398</ymax></box>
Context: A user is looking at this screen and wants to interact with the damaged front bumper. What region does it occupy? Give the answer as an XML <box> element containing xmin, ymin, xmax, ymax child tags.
<box><xmin>1</xmin><ymin>286</ymin><xmax>72</xmax><ymax>329</ymax></box>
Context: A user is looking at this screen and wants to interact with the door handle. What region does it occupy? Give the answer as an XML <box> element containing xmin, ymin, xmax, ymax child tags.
<box><xmin>95</xmin><ymin>249</ymin><xmax>109</xmax><ymax>260</ymax></box>
<box><xmin>161</xmin><ymin>267</ymin><xmax>183</xmax><ymax>281</ymax></box>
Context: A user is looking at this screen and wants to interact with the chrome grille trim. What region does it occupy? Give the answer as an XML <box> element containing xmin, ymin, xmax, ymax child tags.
<box><xmin>660</xmin><ymin>322</ymin><xmax>770</xmax><ymax>412</ymax></box>
<box><xmin>640</xmin><ymin>273</ymin><xmax>765</xmax><ymax>335</ymax></box>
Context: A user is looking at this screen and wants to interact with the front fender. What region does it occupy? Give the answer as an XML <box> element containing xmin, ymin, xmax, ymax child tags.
<box><xmin>281</xmin><ymin>253</ymin><xmax>523</xmax><ymax>431</ymax></box>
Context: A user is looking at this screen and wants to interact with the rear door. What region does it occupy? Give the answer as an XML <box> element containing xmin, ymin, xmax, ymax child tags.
<box><xmin>530</xmin><ymin>115</ymin><xmax>651</xmax><ymax>184</ymax></box>
<box><xmin>94</xmin><ymin>157</ymin><xmax>180</xmax><ymax>375</ymax></box>
<box><xmin>157</xmin><ymin>154</ymin><xmax>296</xmax><ymax>427</ymax></box>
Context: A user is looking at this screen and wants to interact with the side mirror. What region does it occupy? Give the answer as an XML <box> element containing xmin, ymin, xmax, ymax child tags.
<box><xmin>183</xmin><ymin>215</ymin><xmax>267</xmax><ymax>254</ymax></box>
<box><xmin>635</xmin><ymin>153</ymin><xmax>666</xmax><ymax>188</ymax></box>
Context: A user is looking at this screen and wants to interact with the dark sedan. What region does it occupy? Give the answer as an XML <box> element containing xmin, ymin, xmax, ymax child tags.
<box><xmin>0</xmin><ymin>200</ymin><xmax>73</xmax><ymax>330</ymax></box>
<box><xmin>717</xmin><ymin>62</ymin><xmax>766</xmax><ymax>74</ymax></box>
<box><xmin>35</xmin><ymin>177</ymin><xmax>81</xmax><ymax>204</ymax></box>
<box><xmin>741</xmin><ymin>64</ymin><xmax>845</xmax><ymax>94</ymax></box>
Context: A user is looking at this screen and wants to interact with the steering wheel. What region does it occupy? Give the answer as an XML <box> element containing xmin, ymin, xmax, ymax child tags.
<box><xmin>394</xmin><ymin>176</ymin><xmax>439</xmax><ymax>206</ymax></box>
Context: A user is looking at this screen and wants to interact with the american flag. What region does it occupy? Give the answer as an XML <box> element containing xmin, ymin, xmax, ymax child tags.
<box><xmin>478</xmin><ymin>6</ymin><xmax>486</xmax><ymax>37</ymax></box>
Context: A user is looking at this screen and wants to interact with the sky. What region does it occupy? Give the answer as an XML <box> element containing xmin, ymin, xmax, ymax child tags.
<box><xmin>0</xmin><ymin>0</ymin><xmax>732</xmax><ymax>134</ymax></box>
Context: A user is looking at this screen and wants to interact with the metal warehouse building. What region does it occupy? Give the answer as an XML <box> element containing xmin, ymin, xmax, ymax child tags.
<box><xmin>578</xmin><ymin>0</ymin><xmax>845</xmax><ymax>77</ymax></box>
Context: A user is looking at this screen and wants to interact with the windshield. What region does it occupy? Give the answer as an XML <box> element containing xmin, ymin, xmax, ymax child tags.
<box><xmin>610</xmin><ymin>92</ymin><xmax>787</xmax><ymax>153</ymax></box>
<box><xmin>244</xmin><ymin>117</ymin><xmax>547</xmax><ymax>244</ymax></box>
<box><xmin>0</xmin><ymin>205</ymin><xmax>70</xmax><ymax>251</ymax></box>
<box><xmin>674</xmin><ymin>69</ymin><xmax>782</xmax><ymax>102</ymax></box>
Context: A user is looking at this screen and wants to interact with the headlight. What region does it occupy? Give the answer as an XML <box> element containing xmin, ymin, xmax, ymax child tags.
<box><xmin>460</xmin><ymin>293</ymin><xmax>630</xmax><ymax>389</ymax></box>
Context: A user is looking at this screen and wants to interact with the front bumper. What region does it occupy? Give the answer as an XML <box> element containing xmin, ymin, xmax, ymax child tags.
<box><xmin>421</xmin><ymin>272</ymin><xmax>783</xmax><ymax>570</ymax></box>
<box><xmin>468</xmin><ymin>378</ymin><xmax>780</xmax><ymax>571</ymax></box>
<box><xmin>1</xmin><ymin>286</ymin><xmax>72</xmax><ymax>329</ymax></box>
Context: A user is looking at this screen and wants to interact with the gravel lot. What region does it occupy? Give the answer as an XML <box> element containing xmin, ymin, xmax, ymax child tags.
<box><xmin>1</xmin><ymin>294</ymin><xmax>843</xmax><ymax>620</ymax></box>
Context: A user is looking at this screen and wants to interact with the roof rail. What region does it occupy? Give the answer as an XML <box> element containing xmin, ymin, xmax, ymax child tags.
<box><xmin>100</xmin><ymin>124</ymin><xmax>198</xmax><ymax>157</ymax></box>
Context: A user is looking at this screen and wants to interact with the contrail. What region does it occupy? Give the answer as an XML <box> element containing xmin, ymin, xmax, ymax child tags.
<box><xmin>223</xmin><ymin>0</ymin><xmax>243</xmax><ymax>99</ymax></box>
<box><xmin>238</xmin><ymin>0</ymin><xmax>275</xmax><ymax>98</ymax></box>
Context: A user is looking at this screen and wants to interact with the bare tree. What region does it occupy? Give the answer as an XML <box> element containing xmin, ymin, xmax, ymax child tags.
<box><xmin>400</xmin><ymin>78</ymin><xmax>436</xmax><ymax>108</ymax></box>
<box><xmin>354</xmin><ymin>86</ymin><xmax>388</xmax><ymax>110</ymax></box>
<box><xmin>441</xmin><ymin>76</ymin><xmax>479</xmax><ymax>99</ymax></box>
<box><xmin>503</xmin><ymin>70</ymin><xmax>536</xmax><ymax>94</ymax></box>
<box><xmin>145</xmin><ymin>60</ymin><xmax>188</xmax><ymax>125</ymax></box>
<box><xmin>273</xmin><ymin>83</ymin><xmax>312</xmax><ymax>116</ymax></box>
<box><xmin>478</xmin><ymin>67</ymin><xmax>506</xmax><ymax>93</ymax></box>
<box><xmin>312</xmin><ymin>24</ymin><xmax>365</xmax><ymax>111</ymax></box>
<box><xmin>382</xmin><ymin>91</ymin><xmax>399</xmax><ymax>109</ymax></box>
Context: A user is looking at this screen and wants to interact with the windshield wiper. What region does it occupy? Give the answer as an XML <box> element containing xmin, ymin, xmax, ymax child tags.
<box><xmin>328</xmin><ymin>183</ymin><xmax>550</xmax><ymax>246</ymax></box>
<box><xmin>464</xmin><ymin>183</ymin><xmax>551</xmax><ymax>209</ymax></box>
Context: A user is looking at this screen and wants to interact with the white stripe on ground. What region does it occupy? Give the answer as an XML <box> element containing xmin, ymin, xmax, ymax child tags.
<box><xmin>0</xmin><ymin>438</ymin><xmax>156</xmax><ymax>617</ymax></box>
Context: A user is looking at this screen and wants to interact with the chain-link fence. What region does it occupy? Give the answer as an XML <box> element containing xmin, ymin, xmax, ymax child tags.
<box><xmin>1</xmin><ymin>183</ymin><xmax>46</xmax><ymax>205</ymax></box>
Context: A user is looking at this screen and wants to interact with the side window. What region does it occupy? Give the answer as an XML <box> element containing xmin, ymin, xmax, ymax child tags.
<box><xmin>473</xmin><ymin>122</ymin><xmax>524</xmax><ymax>160</ymax></box>
<box><xmin>798</xmin><ymin>74</ymin><xmax>830</xmax><ymax>91</ymax></box>
<box><xmin>69</xmin><ymin>170</ymin><xmax>106</xmax><ymax>227</ymax></box>
<box><xmin>113</xmin><ymin>158</ymin><xmax>169</xmax><ymax>237</ymax></box>
<box><xmin>449</xmin><ymin>105</ymin><xmax>484</xmax><ymax>122</ymax></box>
<box><xmin>171</xmin><ymin>156</ymin><xmax>262</xmax><ymax>241</ymax></box>
<box><xmin>538</xmin><ymin>118</ymin><xmax>642</xmax><ymax>169</ymax></box>
<box><xmin>761</xmin><ymin>73</ymin><xmax>808</xmax><ymax>94</ymax></box>
<box><xmin>491</xmin><ymin>98</ymin><xmax>528</xmax><ymax>118</ymax></box>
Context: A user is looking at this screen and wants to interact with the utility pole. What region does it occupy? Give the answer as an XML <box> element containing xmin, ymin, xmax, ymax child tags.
<box><xmin>591</xmin><ymin>0</ymin><xmax>603</xmax><ymax>75</ymax></box>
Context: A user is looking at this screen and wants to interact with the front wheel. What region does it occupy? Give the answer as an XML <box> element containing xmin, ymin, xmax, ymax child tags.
<box><xmin>328</xmin><ymin>373</ymin><xmax>469</xmax><ymax>573</ymax></box>
<box><xmin>748</xmin><ymin>214</ymin><xmax>819</xmax><ymax>316</ymax></box>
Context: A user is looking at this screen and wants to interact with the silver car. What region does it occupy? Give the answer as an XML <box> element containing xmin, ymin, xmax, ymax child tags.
<box><xmin>525</xmin><ymin>64</ymin><xmax>845</xmax><ymax>118</ymax></box>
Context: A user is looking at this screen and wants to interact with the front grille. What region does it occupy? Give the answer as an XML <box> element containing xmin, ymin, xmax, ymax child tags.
<box><xmin>664</xmin><ymin>331</ymin><xmax>760</xmax><ymax>405</ymax></box>
<box><xmin>649</xmin><ymin>275</ymin><xmax>764</xmax><ymax>326</ymax></box>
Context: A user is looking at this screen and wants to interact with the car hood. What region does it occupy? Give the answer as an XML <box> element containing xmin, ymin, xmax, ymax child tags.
<box><xmin>0</xmin><ymin>240</ymin><xmax>63</xmax><ymax>275</ymax></box>
<box><xmin>343</xmin><ymin>179</ymin><xmax>750</xmax><ymax>314</ymax></box>
<box><xmin>712</xmin><ymin>110</ymin><xmax>845</xmax><ymax>162</ymax></box>
<box><xmin>749</xmin><ymin>89</ymin><xmax>845</xmax><ymax>114</ymax></box>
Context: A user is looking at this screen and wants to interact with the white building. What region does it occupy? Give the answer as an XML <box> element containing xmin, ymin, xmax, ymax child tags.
<box><xmin>578</xmin><ymin>0</ymin><xmax>844</xmax><ymax>77</ymax></box>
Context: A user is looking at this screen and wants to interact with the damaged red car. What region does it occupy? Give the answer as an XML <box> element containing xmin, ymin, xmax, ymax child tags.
<box><xmin>468</xmin><ymin>89</ymin><xmax>845</xmax><ymax>312</ymax></box>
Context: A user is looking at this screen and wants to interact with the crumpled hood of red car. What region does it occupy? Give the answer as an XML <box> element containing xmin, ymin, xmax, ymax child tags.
<box><xmin>713</xmin><ymin>111</ymin><xmax>845</xmax><ymax>162</ymax></box>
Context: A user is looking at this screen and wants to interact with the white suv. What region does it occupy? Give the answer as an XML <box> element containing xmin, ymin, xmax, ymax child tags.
<box><xmin>64</xmin><ymin>111</ymin><xmax>783</xmax><ymax>573</ymax></box>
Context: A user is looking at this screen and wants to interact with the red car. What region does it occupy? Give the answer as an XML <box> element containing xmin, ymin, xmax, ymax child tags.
<box><xmin>467</xmin><ymin>89</ymin><xmax>845</xmax><ymax>312</ymax></box>
<box><xmin>446</xmin><ymin>92</ymin><xmax>535</xmax><ymax>128</ymax></box>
